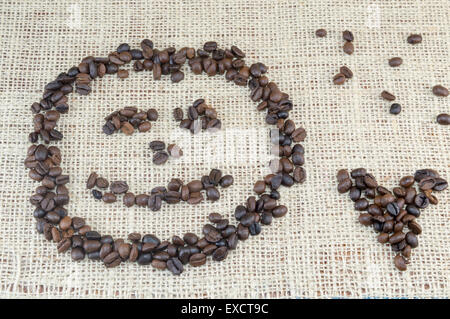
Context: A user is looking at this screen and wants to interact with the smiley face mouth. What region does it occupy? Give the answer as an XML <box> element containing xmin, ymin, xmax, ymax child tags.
<box><xmin>26</xmin><ymin>40</ymin><xmax>306</xmax><ymax>275</ymax></box>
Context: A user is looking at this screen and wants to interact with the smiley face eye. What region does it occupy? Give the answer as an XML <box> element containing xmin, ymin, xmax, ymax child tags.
<box><xmin>26</xmin><ymin>40</ymin><xmax>306</xmax><ymax>274</ymax></box>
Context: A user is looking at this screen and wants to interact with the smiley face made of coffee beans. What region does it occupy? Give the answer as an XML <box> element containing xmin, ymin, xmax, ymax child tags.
<box><xmin>25</xmin><ymin>40</ymin><xmax>307</xmax><ymax>275</ymax></box>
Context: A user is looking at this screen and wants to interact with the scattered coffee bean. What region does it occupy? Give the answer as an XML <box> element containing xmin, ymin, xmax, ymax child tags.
<box><xmin>333</xmin><ymin>73</ymin><xmax>346</xmax><ymax>85</ymax></box>
<box><xmin>340</xmin><ymin>66</ymin><xmax>353</xmax><ymax>79</ymax></box>
<box><xmin>432</xmin><ymin>85</ymin><xmax>449</xmax><ymax>97</ymax></box>
<box><xmin>436</xmin><ymin>113</ymin><xmax>450</xmax><ymax>125</ymax></box>
<box><xmin>389</xmin><ymin>103</ymin><xmax>401</xmax><ymax>115</ymax></box>
<box><xmin>343</xmin><ymin>42</ymin><xmax>354</xmax><ymax>55</ymax></box>
<box><xmin>381</xmin><ymin>91</ymin><xmax>396</xmax><ymax>101</ymax></box>
<box><xmin>407</xmin><ymin>34</ymin><xmax>422</xmax><ymax>44</ymax></box>
<box><xmin>388</xmin><ymin>57</ymin><xmax>403</xmax><ymax>67</ymax></box>
<box><xmin>315</xmin><ymin>29</ymin><xmax>327</xmax><ymax>37</ymax></box>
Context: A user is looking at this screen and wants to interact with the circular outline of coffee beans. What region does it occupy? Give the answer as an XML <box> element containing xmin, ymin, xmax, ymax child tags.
<box><xmin>26</xmin><ymin>40</ymin><xmax>307</xmax><ymax>275</ymax></box>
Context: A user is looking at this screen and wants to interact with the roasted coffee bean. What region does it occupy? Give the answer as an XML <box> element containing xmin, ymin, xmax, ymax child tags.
<box><xmin>315</xmin><ymin>29</ymin><xmax>327</xmax><ymax>37</ymax></box>
<box><xmin>149</xmin><ymin>140</ymin><xmax>165</xmax><ymax>151</ymax></box>
<box><xmin>206</xmin><ymin>187</ymin><xmax>220</xmax><ymax>201</ymax></box>
<box><xmin>333</xmin><ymin>73</ymin><xmax>346</xmax><ymax>85</ymax></box>
<box><xmin>102</xmin><ymin>192</ymin><xmax>116</xmax><ymax>203</ymax></box>
<box><xmin>407</xmin><ymin>34</ymin><xmax>422</xmax><ymax>44</ymax></box>
<box><xmin>135</xmin><ymin>194</ymin><xmax>149</xmax><ymax>206</ymax></box>
<box><xmin>377</xmin><ymin>233</ymin><xmax>389</xmax><ymax>244</ymax></box>
<box><xmin>71</xmin><ymin>247</ymin><xmax>85</xmax><ymax>261</ymax></box>
<box><xmin>148</xmin><ymin>194</ymin><xmax>162</xmax><ymax>211</ymax></box>
<box><xmin>399</xmin><ymin>176</ymin><xmax>414</xmax><ymax>188</ymax></box>
<box><xmin>96</xmin><ymin>177</ymin><xmax>109</xmax><ymax>189</ymax></box>
<box><xmin>92</xmin><ymin>189</ymin><xmax>102</xmax><ymax>200</ymax></box>
<box><xmin>343</xmin><ymin>30</ymin><xmax>354</xmax><ymax>42</ymax></box>
<box><xmin>409</xmin><ymin>221</ymin><xmax>422</xmax><ymax>235</ymax></box>
<box><xmin>436</xmin><ymin>113</ymin><xmax>450</xmax><ymax>125</ymax></box>
<box><xmin>354</xmin><ymin>198</ymin><xmax>369</xmax><ymax>211</ymax></box>
<box><xmin>110</xmin><ymin>181</ymin><xmax>129</xmax><ymax>194</ymax></box>
<box><xmin>86</xmin><ymin>172</ymin><xmax>98</xmax><ymax>189</ymax></box>
<box><xmin>337</xmin><ymin>169</ymin><xmax>350</xmax><ymax>182</ymax></box>
<box><xmin>340</xmin><ymin>66</ymin><xmax>353</xmax><ymax>79</ymax></box>
<box><xmin>386</xmin><ymin>202</ymin><xmax>400</xmax><ymax>217</ymax></box>
<box><xmin>218</xmin><ymin>175</ymin><xmax>233</xmax><ymax>188</ymax></box>
<box><xmin>337</xmin><ymin>178</ymin><xmax>352</xmax><ymax>193</ymax></box>
<box><xmin>414</xmin><ymin>169</ymin><xmax>439</xmax><ymax>182</ymax></box>
<box><xmin>381</xmin><ymin>91</ymin><xmax>395</xmax><ymax>101</ymax></box>
<box><xmin>388</xmin><ymin>57</ymin><xmax>403</xmax><ymax>67</ymax></box>
<box><xmin>414</xmin><ymin>193</ymin><xmax>429</xmax><ymax>209</ymax></box>
<box><xmin>389</xmin><ymin>103</ymin><xmax>401</xmax><ymax>115</ymax></box>
<box><xmin>173</xmin><ymin>108</ymin><xmax>183</xmax><ymax>121</ymax></box>
<box><xmin>389</xmin><ymin>231</ymin><xmax>406</xmax><ymax>244</ymax></box>
<box><xmin>358</xmin><ymin>213</ymin><xmax>372</xmax><ymax>226</ymax></box>
<box><xmin>122</xmin><ymin>192</ymin><xmax>135</xmax><ymax>207</ymax></box>
<box><xmin>212</xmin><ymin>246</ymin><xmax>228</xmax><ymax>261</ymax></box>
<box><xmin>343</xmin><ymin>42</ymin><xmax>354</xmax><ymax>55</ymax></box>
<box><xmin>138</xmin><ymin>121</ymin><xmax>151</xmax><ymax>132</ymax></box>
<box><xmin>272</xmin><ymin>205</ymin><xmax>288</xmax><ymax>218</ymax></box>
<box><xmin>349</xmin><ymin>187</ymin><xmax>361</xmax><ymax>202</ymax></box>
<box><xmin>433</xmin><ymin>177</ymin><xmax>448</xmax><ymax>191</ymax></box>
<box><xmin>153</xmin><ymin>151</ymin><xmax>169</xmax><ymax>165</ymax></box>
<box><xmin>394</xmin><ymin>254</ymin><xmax>407</xmax><ymax>271</ymax></box>
<box><xmin>167</xmin><ymin>258</ymin><xmax>183</xmax><ymax>275</ymax></box>
<box><xmin>171</xmin><ymin>71</ymin><xmax>184</xmax><ymax>83</ymax></box>
<box><xmin>405</xmin><ymin>232</ymin><xmax>418</xmax><ymax>248</ymax></box>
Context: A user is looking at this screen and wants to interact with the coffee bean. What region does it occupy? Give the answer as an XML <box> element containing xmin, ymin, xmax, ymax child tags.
<box><xmin>212</xmin><ymin>246</ymin><xmax>228</xmax><ymax>261</ymax></box>
<box><xmin>121</xmin><ymin>122</ymin><xmax>134</xmax><ymax>135</ymax></box>
<box><xmin>71</xmin><ymin>247</ymin><xmax>85</xmax><ymax>261</ymax></box>
<box><xmin>377</xmin><ymin>233</ymin><xmax>389</xmax><ymax>244</ymax></box>
<box><xmin>173</xmin><ymin>108</ymin><xmax>184</xmax><ymax>121</ymax></box>
<box><xmin>354</xmin><ymin>198</ymin><xmax>369</xmax><ymax>211</ymax></box>
<box><xmin>153</xmin><ymin>151</ymin><xmax>169</xmax><ymax>165</ymax></box>
<box><xmin>102</xmin><ymin>192</ymin><xmax>116</xmax><ymax>203</ymax></box>
<box><xmin>433</xmin><ymin>178</ymin><xmax>448</xmax><ymax>191</ymax></box>
<box><xmin>381</xmin><ymin>91</ymin><xmax>396</xmax><ymax>101</ymax></box>
<box><xmin>273</xmin><ymin>205</ymin><xmax>287</xmax><ymax>218</ymax></box>
<box><xmin>340</xmin><ymin>66</ymin><xmax>353</xmax><ymax>79</ymax></box>
<box><xmin>343</xmin><ymin>30</ymin><xmax>354</xmax><ymax>42</ymax></box>
<box><xmin>206</xmin><ymin>187</ymin><xmax>220</xmax><ymax>201</ymax></box>
<box><xmin>405</xmin><ymin>232</ymin><xmax>418</xmax><ymax>248</ymax></box>
<box><xmin>110</xmin><ymin>181</ymin><xmax>129</xmax><ymax>194</ymax></box>
<box><xmin>95</xmin><ymin>177</ymin><xmax>109</xmax><ymax>188</ymax></box>
<box><xmin>390</xmin><ymin>103</ymin><xmax>401</xmax><ymax>115</ymax></box>
<box><xmin>337</xmin><ymin>178</ymin><xmax>352</xmax><ymax>193</ymax></box>
<box><xmin>315</xmin><ymin>29</ymin><xmax>327</xmax><ymax>37</ymax></box>
<box><xmin>137</xmin><ymin>253</ymin><xmax>152</xmax><ymax>265</ymax></box>
<box><xmin>167</xmin><ymin>257</ymin><xmax>183</xmax><ymax>275</ymax></box>
<box><xmin>92</xmin><ymin>189</ymin><xmax>102</xmax><ymax>200</ymax></box>
<box><xmin>333</xmin><ymin>73</ymin><xmax>346</xmax><ymax>85</ymax></box>
<box><xmin>432</xmin><ymin>85</ymin><xmax>448</xmax><ymax>97</ymax></box>
<box><xmin>148</xmin><ymin>194</ymin><xmax>162</xmax><ymax>211</ymax></box>
<box><xmin>343</xmin><ymin>42</ymin><xmax>354</xmax><ymax>55</ymax></box>
<box><xmin>149</xmin><ymin>140</ymin><xmax>165</xmax><ymax>151</ymax></box>
<box><xmin>407</xmin><ymin>34</ymin><xmax>422</xmax><ymax>44</ymax></box>
<box><xmin>389</xmin><ymin>231</ymin><xmax>405</xmax><ymax>244</ymax></box>
<box><xmin>414</xmin><ymin>169</ymin><xmax>439</xmax><ymax>182</ymax></box>
<box><xmin>388</xmin><ymin>57</ymin><xmax>403</xmax><ymax>67</ymax></box>
<box><xmin>394</xmin><ymin>254</ymin><xmax>407</xmax><ymax>271</ymax></box>
<box><xmin>414</xmin><ymin>193</ymin><xmax>429</xmax><ymax>209</ymax></box>
<box><xmin>437</xmin><ymin>113</ymin><xmax>450</xmax><ymax>125</ymax></box>
<box><xmin>230</xmin><ymin>45</ymin><xmax>245</xmax><ymax>58</ymax></box>
<box><xmin>119</xmin><ymin>193</ymin><xmax>134</xmax><ymax>208</ymax></box>
<box><xmin>86</xmin><ymin>172</ymin><xmax>98</xmax><ymax>189</ymax></box>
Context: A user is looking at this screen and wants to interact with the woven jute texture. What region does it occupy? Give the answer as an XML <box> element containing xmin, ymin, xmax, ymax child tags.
<box><xmin>0</xmin><ymin>0</ymin><xmax>449</xmax><ymax>299</ymax></box>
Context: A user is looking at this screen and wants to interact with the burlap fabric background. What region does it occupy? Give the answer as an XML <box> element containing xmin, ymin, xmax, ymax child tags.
<box><xmin>0</xmin><ymin>0</ymin><xmax>449</xmax><ymax>299</ymax></box>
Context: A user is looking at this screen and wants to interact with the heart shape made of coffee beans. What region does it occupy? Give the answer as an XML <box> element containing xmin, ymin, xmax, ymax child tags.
<box><xmin>25</xmin><ymin>40</ymin><xmax>306</xmax><ymax>275</ymax></box>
